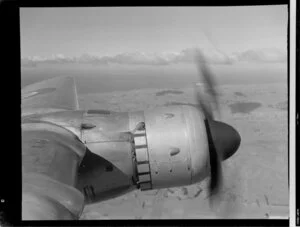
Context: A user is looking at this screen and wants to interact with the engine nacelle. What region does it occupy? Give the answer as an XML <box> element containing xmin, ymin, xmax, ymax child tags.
<box><xmin>76</xmin><ymin>106</ymin><xmax>210</xmax><ymax>204</ymax></box>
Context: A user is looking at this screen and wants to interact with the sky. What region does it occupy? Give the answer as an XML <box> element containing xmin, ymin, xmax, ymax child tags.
<box><xmin>20</xmin><ymin>6</ymin><xmax>287</xmax><ymax>67</ymax></box>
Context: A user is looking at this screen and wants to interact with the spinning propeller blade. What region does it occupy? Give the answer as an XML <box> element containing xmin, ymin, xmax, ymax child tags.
<box><xmin>194</xmin><ymin>49</ymin><xmax>241</xmax><ymax>208</ymax></box>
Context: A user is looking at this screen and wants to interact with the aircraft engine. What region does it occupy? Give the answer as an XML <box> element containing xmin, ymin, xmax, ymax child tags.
<box><xmin>129</xmin><ymin>105</ymin><xmax>210</xmax><ymax>191</ymax></box>
<box><xmin>75</xmin><ymin>101</ymin><xmax>240</xmax><ymax>204</ymax></box>
<box><xmin>76</xmin><ymin>105</ymin><xmax>234</xmax><ymax>203</ymax></box>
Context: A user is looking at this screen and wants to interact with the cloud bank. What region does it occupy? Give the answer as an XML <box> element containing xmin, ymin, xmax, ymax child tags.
<box><xmin>21</xmin><ymin>47</ymin><xmax>287</xmax><ymax>67</ymax></box>
<box><xmin>233</xmin><ymin>48</ymin><xmax>287</xmax><ymax>63</ymax></box>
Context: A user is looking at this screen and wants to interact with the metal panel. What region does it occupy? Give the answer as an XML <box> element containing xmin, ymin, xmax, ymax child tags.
<box><xmin>84</xmin><ymin>142</ymin><xmax>134</xmax><ymax>179</ymax></box>
<box><xmin>134</xmin><ymin>136</ymin><xmax>147</xmax><ymax>146</ymax></box>
<box><xmin>135</xmin><ymin>147</ymin><xmax>148</xmax><ymax>162</ymax></box>
<box><xmin>137</xmin><ymin>163</ymin><xmax>150</xmax><ymax>173</ymax></box>
<box><xmin>81</xmin><ymin>112</ymin><xmax>130</xmax><ymax>143</ymax></box>
<box><xmin>138</xmin><ymin>174</ymin><xmax>151</xmax><ymax>182</ymax></box>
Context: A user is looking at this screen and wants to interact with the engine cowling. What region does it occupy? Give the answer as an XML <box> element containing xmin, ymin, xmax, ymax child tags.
<box><xmin>129</xmin><ymin>105</ymin><xmax>210</xmax><ymax>191</ymax></box>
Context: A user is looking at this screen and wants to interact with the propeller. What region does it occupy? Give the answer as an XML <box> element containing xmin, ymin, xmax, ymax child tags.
<box><xmin>194</xmin><ymin>49</ymin><xmax>241</xmax><ymax>209</ymax></box>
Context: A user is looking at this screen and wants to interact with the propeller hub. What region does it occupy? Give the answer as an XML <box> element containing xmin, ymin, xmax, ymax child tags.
<box><xmin>207</xmin><ymin>120</ymin><xmax>241</xmax><ymax>161</ymax></box>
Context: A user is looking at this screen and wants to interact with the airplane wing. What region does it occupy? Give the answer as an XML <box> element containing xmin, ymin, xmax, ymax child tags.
<box><xmin>22</xmin><ymin>77</ymin><xmax>86</xmax><ymax>220</ymax></box>
<box><xmin>22</xmin><ymin>76</ymin><xmax>79</xmax><ymax>115</ymax></box>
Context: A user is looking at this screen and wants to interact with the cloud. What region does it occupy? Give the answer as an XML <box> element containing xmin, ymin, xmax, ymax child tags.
<box><xmin>21</xmin><ymin>54</ymin><xmax>73</xmax><ymax>67</ymax></box>
<box><xmin>21</xmin><ymin>59</ymin><xmax>37</xmax><ymax>67</ymax></box>
<box><xmin>233</xmin><ymin>48</ymin><xmax>287</xmax><ymax>63</ymax></box>
<box><xmin>111</xmin><ymin>52</ymin><xmax>172</xmax><ymax>65</ymax></box>
<box><xmin>21</xmin><ymin>47</ymin><xmax>287</xmax><ymax>67</ymax></box>
<box><xmin>173</xmin><ymin>48</ymin><xmax>234</xmax><ymax>64</ymax></box>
